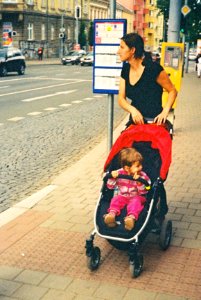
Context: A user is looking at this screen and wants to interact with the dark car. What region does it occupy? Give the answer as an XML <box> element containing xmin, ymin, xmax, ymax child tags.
<box><xmin>61</xmin><ymin>50</ymin><xmax>85</xmax><ymax>65</ymax></box>
<box><xmin>0</xmin><ymin>47</ymin><xmax>26</xmax><ymax>76</ymax></box>
<box><xmin>80</xmin><ymin>51</ymin><xmax>94</xmax><ymax>66</ymax></box>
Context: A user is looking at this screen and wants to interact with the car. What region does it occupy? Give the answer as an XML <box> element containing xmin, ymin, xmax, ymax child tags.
<box><xmin>80</xmin><ymin>51</ymin><xmax>94</xmax><ymax>66</ymax></box>
<box><xmin>61</xmin><ymin>50</ymin><xmax>85</xmax><ymax>65</ymax></box>
<box><xmin>0</xmin><ymin>47</ymin><xmax>26</xmax><ymax>76</ymax></box>
<box><xmin>188</xmin><ymin>51</ymin><xmax>197</xmax><ymax>61</ymax></box>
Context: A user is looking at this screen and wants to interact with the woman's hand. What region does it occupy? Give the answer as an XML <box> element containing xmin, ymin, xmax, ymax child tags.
<box><xmin>130</xmin><ymin>107</ymin><xmax>144</xmax><ymax>125</ymax></box>
<box><xmin>154</xmin><ymin>108</ymin><xmax>169</xmax><ymax>125</ymax></box>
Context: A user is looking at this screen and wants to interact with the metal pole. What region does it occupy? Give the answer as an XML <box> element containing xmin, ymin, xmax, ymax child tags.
<box><xmin>107</xmin><ymin>0</ymin><xmax>116</xmax><ymax>152</ymax></box>
<box><xmin>184</xmin><ymin>0</ymin><xmax>189</xmax><ymax>73</ymax></box>
<box><xmin>75</xmin><ymin>0</ymin><xmax>79</xmax><ymax>45</ymax></box>
<box><xmin>76</xmin><ymin>18</ymin><xmax>79</xmax><ymax>44</ymax></box>
<box><xmin>46</xmin><ymin>0</ymin><xmax>49</xmax><ymax>58</ymax></box>
<box><xmin>167</xmin><ymin>0</ymin><xmax>182</xmax><ymax>42</ymax></box>
<box><xmin>60</xmin><ymin>14</ymin><xmax>64</xmax><ymax>58</ymax></box>
<box><xmin>185</xmin><ymin>42</ymin><xmax>190</xmax><ymax>73</ymax></box>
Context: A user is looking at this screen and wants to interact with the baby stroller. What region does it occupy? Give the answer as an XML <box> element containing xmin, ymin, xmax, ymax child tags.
<box><xmin>85</xmin><ymin>122</ymin><xmax>173</xmax><ymax>278</ymax></box>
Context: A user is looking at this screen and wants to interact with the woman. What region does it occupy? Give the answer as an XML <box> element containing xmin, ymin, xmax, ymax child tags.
<box><xmin>117</xmin><ymin>33</ymin><xmax>177</xmax><ymax>125</ymax></box>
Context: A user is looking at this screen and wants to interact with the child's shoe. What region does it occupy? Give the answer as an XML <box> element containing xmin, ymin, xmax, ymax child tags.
<box><xmin>124</xmin><ymin>215</ymin><xmax>135</xmax><ymax>231</ymax></box>
<box><xmin>104</xmin><ymin>212</ymin><xmax>116</xmax><ymax>227</ymax></box>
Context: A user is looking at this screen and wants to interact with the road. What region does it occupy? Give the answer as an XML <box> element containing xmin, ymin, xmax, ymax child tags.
<box><xmin>0</xmin><ymin>64</ymin><xmax>126</xmax><ymax>213</ymax></box>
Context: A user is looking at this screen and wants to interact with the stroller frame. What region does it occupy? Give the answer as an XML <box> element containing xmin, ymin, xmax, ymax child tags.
<box><xmin>85</xmin><ymin>124</ymin><xmax>173</xmax><ymax>278</ymax></box>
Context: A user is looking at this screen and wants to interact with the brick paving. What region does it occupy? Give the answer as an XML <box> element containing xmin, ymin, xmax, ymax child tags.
<box><xmin>0</xmin><ymin>71</ymin><xmax>201</xmax><ymax>299</ymax></box>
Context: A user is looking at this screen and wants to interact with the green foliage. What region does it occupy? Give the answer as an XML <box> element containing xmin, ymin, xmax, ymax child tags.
<box><xmin>78</xmin><ymin>22</ymin><xmax>87</xmax><ymax>48</ymax></box>
<box><xmin>88</xmin><ymin>21</ymin><xmax>94</xmax><ymax>47</ymax></box>
<box><xmin>157</xmin><ymin>0</ymin><xmax>201</xmax><ymax>43</ymax></box>
<box><xmin>187</xmin><ymin>0</ymin><xmax>201</xmax><ymax>42</ymax></box>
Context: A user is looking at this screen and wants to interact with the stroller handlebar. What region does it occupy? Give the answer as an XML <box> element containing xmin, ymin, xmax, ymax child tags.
<box><xmin>103</xmin><ymin>173</ymin><xmax>151</xmax><ymax>190</ymax></box>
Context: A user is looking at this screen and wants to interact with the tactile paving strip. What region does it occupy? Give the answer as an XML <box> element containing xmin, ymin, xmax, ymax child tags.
<box><xmin>0</xmin><ymin>224</ymin><xmax>200</xmax><ymax>299</ymax></box>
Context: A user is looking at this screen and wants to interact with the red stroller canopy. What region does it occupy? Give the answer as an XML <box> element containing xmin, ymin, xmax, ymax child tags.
<box><xmin>104</xmin><ymin>124</ymin><xmax>172</xmax><ymax>180</ymax></box>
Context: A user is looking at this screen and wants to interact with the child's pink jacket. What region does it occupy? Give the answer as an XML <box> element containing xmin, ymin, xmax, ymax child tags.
<box><xmin>107</xmin><ymin>169</ymin><xmax>151</xmax><ymax>197</ymax></box>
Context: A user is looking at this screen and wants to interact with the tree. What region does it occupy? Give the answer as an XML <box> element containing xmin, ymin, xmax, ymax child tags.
<box><xmin>157</xmin><ymin>0</ymin><xmax>201</xmax><ymax>43</ymax></box>
<box><xmin>78</xmin><ymin>22</ymin><xmax>87</xmax><ymax>49</ymax></box>
<box><xmin>187</xmin><ymin>0</ymin><xmax>201</xmax><ymax>43</ymax></box>
<box><xmin>88</xmin><ymin>21</ymin><xmax>94</xmax><ymax>48</ymax></box>
<box><xmin>157</xmin><ymin>0</ymin><xmax>170</xmax><ymax>42</ymax></box>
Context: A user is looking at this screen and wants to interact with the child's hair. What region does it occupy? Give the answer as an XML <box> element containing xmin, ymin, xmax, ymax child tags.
<box><xmin>119</xmin><ymin>148</ymin><xmax>143</xmax><ymax>168</ymax></box>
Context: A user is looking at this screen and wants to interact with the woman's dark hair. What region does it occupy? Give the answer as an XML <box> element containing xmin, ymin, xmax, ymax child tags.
<box><xmin>121</xmin><ymin>33</ymin><xmax>144</xmax><ymax>59</ymax></box>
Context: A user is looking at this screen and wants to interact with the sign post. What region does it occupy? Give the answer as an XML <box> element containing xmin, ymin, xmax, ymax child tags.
<box><xmin>181</xmin><ymin>1</ymin><xmax>191</xmax><ymax>73</ymax></box>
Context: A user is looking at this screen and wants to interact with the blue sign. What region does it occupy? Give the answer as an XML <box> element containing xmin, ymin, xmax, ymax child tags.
<box><xmin>93</xmin><ymin>19</ymin><xmax>127</xmax><ymax>94</ymax></box>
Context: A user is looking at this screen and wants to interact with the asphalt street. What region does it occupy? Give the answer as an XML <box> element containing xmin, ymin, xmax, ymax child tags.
<box><xmin>0</xmin><ymin>64</ymin><xmax>126</xmax><ymax>213</ymax></box>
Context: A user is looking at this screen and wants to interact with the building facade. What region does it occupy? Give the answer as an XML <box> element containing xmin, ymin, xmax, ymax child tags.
<box><xmin>0</xmin><ymin>0</ymin><xmax>163</xmax><ymax>57</ymax></box>
<box><xmin>0</xmin><ymin>0</ymin><xmax>106</xmax><ymax>58</ymax></box>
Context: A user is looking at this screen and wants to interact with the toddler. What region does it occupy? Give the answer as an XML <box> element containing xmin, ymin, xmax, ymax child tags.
<box><xmin>104</xmin><ymin>148</ymin><xmax>151</xmax><ymax>231</ymax></box>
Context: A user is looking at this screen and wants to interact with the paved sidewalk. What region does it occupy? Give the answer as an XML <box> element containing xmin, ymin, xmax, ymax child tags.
<box><xmin>0</xmin><ymin>72</ymin><xmax>201</xmax><ymax>300</ymax></box>
<box><xmin>26</xmin><ymin>58</ymin><xmax>61</xmax><ymax>66</ymax></box>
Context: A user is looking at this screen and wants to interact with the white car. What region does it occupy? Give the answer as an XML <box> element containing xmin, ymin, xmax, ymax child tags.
<box><xmin>188</xmin><ymin>52</ymin><xmax>196</xmax><ymax>61</ymax></box>
<box><xmin>61</xmin><ymin>51</ymin><xmax>85</xmax><ymax>65</ymax></box>
<box><xmin>80</xmin><ymin>52</ymin><xmax>94</xmax><ymax>66</ymax></box>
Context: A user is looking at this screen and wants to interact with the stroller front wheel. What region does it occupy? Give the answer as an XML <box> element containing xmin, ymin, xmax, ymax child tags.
<box><xmin>87</xmin><ymin>246</ymin><xmax>101</xmax><ymax>271</ymax></box>
<box><xmin>129</xmin><ymin>254</ymin><xmax>143</xmax><ymax>278</ymax></box>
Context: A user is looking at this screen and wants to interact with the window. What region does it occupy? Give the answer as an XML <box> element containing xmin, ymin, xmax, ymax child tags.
<box><xmin>67</xmin><ymin>27</ymin><xmax>71</xmax><ymax>40</ymax></box>
<box><xmin>26</xmin><ymin>0</ymin><xmax>34</xmax><ymax>5</ymax></box>
<box><xmin>50</xmin><ymin>0</ymin><xmax>55</xmax><ymax>9</ymax></box>
<box><xmin>59</xmin><ymin>0</ymin><xmax>65</xmax><ymax>10</ymax></box>
<box><xmin>28</xmin><ymin>23</ymin><xmax>34</xmax><ymax>40</ymax></box>
<box><xmin>51</xmin><ymin>24</ymin><xmax>55</xmax><ymax>40</ymax></box>
<box><xmin>41</xmin><ymin>24</ymin><xmax>46</xmax><ymax>40</ymax></box>
<box><xmin>41</xmin><ymin>0</ymin><xmax>47</xmax><ymax>8</ymax></box>
<box><xmin>149</xmin><ymin>22</ymin><xmax>153</xmax><ymax>29</ymax></box>
<box><xmin>67</xmin><ymin>0</ymin><xmax>71</xmax><ymax>11</ymax></box>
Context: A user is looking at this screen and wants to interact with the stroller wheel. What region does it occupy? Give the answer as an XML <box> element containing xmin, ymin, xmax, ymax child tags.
<box><xmin>159</xmin><ymin>219</ymin><xmax>172</xmax><ymax>250</ymax></box>
<box><xmin>87</xmin><ymin>247</ymin><xmax>101</xmax><ymax>271</ymax></box>
<box><xmin>129</xmin><ymin>254</ymin><xmax>143</xmax><ymax>278</ymax></box>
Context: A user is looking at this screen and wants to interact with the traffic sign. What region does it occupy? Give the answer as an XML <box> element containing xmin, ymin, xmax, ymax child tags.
<box><xmin>60</xmin><ymin>27</ymin><xmax>65</xmax><ymax>32</ymax></box>
<box><xmin>59</xmin><ymin>33</ymin><xmax>64</xmax><ymax>39</ymax></box>
<box><xmin>181</xmin><ymin>5</ymin><xmax>191</xmax><ymax>17</ymax></box>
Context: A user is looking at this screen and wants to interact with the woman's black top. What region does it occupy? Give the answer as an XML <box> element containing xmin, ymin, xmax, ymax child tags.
<box><xmin>121</xmin><ymin>62</ymin><xmax>164</xmax><ymax>119</ymax></box>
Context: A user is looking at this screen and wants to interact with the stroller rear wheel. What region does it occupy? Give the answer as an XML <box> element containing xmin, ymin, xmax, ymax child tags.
<box><xmin>87</xmin><ymin>246</ymin><xmax>101</xmax><ymax>271</ymax></box>
<box><xmin>129</xmin><ymin>254</ymin><xmax>143</xmax><ymax>278</ymax></box>
<box><xmin>159</xmin><ymin>219</ymin><xmax>172</xmax><ymax>250</ymax></box>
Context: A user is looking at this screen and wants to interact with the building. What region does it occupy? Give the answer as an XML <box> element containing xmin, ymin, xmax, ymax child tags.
<box><xmin>132</xmin><ymin>0</ymin><xmax>163</xmax><ymax>51</ymax></box>
<box><xmin>0</xmin><ymin>0</ymin><xmax>164</xmax><ymax>57</ymax></box>
<box><xmin>0</xmin><ymin>0</ymin><xmax>92</xmax><ymax>58</ymax></box>
<box><xmin>144</xmin><ymin>0</ymin><xmax>163</xmax><ymax>51</ymax></box>
<box><xmin>116</xmin><ymin>1</ymin><xmax>134</xmax><ymax>33</ymax></box>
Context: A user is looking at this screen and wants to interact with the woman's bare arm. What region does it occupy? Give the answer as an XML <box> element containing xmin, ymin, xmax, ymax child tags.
<box><xmin>118</xmin><ymin>77</ymin><xmax>144</xmax><ymax>124</ymax></box>
<box><xmin>155</xmin><ymin>70</ymin><xmax>178</xmax><ymax>124</ymax></box>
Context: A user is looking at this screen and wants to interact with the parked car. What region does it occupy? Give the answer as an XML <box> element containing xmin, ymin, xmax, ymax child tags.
<box><xmin>61</xmin><ymin>50</ymin><xmax>85</xmax><ymax>65</ymax></box>
<box><xmin>80</xmin><ymin>51</ymin><xmax>94</xmax><ymax>66</ymax></box>
<box><xmin>0</xmin><ymin>47</ymin><xmax>26</xmax><ymax>76</ymax></box>
<box><xmin>188</xmin><ymin>51</ymin><xmax>197</xmax><ymax>61</ymax></box>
